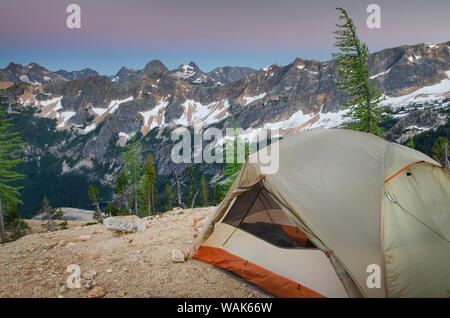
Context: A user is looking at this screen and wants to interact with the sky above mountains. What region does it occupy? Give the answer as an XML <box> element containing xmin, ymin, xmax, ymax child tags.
<box><xmin>1</xmin><ymin>0</ymin><xmax>449</xmax><ymax>75</ymax></box>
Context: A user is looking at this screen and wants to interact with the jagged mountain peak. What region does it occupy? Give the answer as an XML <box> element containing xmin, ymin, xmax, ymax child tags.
<box><xmin>207</xmin><ymin>66</ymin><xmax>256</xmax><ymax>84</ymax></box>
<box><xmin>0</xmin><ymin>61</ymin><xmax>67</xmax><ymax>85</ymax></box>
<box><xmin>55</xmin><ymin>68</ymin><xmax>99</xmax><ymax>80</ymax></box>
<box><xmin>176</xmin><ymin>62</ymin><xmax>201</xmax><ymax>73</ymax></box>
<box><xmin>3</xmin><ymin>40</ymin><xmax>449</xmax><ymax>146</ymax></box>
<box><xmin>6</xmin><ymin>61</ymin><xmax>21</xmax><ymax>68</ymax></box>
<box><xmin>111</xmin><ymin>61</ymin><xmax>169</xmax><ymax>83</ymax></box>
<box><xmin>172</xmin><ymin>62</ymin><xmax>208</xmax><ymax>84</ymax></box>
<box><xmin>5</xmin><ymin>62</ymin><xmax>23</xmax><ymax>71</ymax></box>
<box><xmin>188</xmin><ymin>61</ymin><xmax>201</xmax><ymax>71</ymax></box>
<box><xmin>117</xmin><ymin>66</ymin><xmax>134</xmax><ymax>74</ymax></box>
<box><xmin>143</xmin><ymin>59</ymin><xmax>169</xmax><ymax>75</ymax></box>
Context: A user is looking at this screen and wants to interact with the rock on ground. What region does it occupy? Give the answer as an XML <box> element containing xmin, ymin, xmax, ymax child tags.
<box><xmin>171</xmin><ymin>249</ymin><xmax>185</xmax><ymax>263</ymax></box>
<box><xmin>103</xmin><ymin>215</ymin><xmax>146</xmax><ymax>233</ymax></box>
<box><xmin>88</xmin><ymin>287</ymin><xmax>106</xmax><ymax>298</ymax></box>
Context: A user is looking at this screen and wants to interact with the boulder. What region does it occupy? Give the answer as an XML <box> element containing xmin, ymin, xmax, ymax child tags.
<box><xmin>32</xmin><ymin>207</ymin><xmax>94</xmax><ymax>221</ymax></box>
<box><xmin>103</xmin><ymin>215</ymin><xmax>146</xmax><ymax>233</ymax></box>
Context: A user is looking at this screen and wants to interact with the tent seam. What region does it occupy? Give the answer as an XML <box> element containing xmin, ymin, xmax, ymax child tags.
<box><xmin>380</xmin><ymin>142</ymin><xmax>389</xmax><ymax>297</ymax></box>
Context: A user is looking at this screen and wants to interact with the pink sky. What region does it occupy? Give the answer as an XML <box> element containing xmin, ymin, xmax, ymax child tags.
<box><xmin>1</xmin><ymin>0</ymin><xmax>449</xmax><ymax>74</ymax></box>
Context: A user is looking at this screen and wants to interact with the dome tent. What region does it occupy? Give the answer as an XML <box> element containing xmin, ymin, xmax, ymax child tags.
<box><xmin>192</xmin><ymin>129</ymin><xmax>450</xmax><ymax>298</ymax></box>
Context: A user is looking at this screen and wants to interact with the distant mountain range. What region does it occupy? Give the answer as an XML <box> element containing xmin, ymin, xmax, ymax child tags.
<box><xmin>0</xmin><ymin>60</ymin><xmax>256</xmax><ymax>86</ymax></box>
<box><xmin>55</xmin><ymin>68</ymin><xmax>99</xmax><ymax>80</ymax></box>
<box><xmin>1</xmin><ymin>41</ymin><xmax>449</xmax><ymax>217</ymax></box>
<box><xmin>1</xmin><ymin>41</ymin><xmax>448</xmax><ymax>143</ymax></box>
<box><xmin>0</xmin><ymin>62</ymin><xmax>67</xmax><ymax>85</ymax></box>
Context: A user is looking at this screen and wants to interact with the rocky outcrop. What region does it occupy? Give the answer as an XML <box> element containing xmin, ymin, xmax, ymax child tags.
<box><xmin>207</xmin><ymin>66</ymin><xmax>256</xmax><ymax>84</ymax></box>
<box><xmin>103</xmin><ymin>215</ymin><xmax>146</xmax><ymax>233</ymax></box>
<box><xmin>32</xmin><ymin>208</ymin><xmax>95</xmax><ymax>221</ymax></box>
<box><xmin>110</xmin><ymin>59</ymin><xmax>169</xmax><ymax>83</ymax></box>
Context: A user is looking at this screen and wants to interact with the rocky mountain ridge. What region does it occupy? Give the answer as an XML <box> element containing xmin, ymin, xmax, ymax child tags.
<box><xmin>1</xmin><ymin>41</ymin><xmax>449</xmax><ymax>216</ymax></box>
<box><xmin>0</xmin><ymin>59</ymin><xmax>256</xmax><ymax>87</ymax></box>
<box><xmin>0</xmin><ymin>62</ymin><xmax>67</xmax><ymax>85</ymax></box>
<box><xmin>3</xmin><ymin>41</ymin><xmax>448</xmax><ymax>139</ymax></box>
<box><xmin>55</xmin><ymin>69</ymin><xmax>99</xmax><ymax>81</ymax></box>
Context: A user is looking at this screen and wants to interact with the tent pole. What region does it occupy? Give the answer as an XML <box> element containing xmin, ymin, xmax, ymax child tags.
<box><xmin>222</xmin><ymin>183</ymin><xmax>263</xmax><ymax>247</ymax></box>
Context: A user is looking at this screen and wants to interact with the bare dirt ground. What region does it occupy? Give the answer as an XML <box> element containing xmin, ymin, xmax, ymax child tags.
<box><xmin>0</xmin><ymin>207</ymin><xmax>268</xmax><ymax>298</ymax></box>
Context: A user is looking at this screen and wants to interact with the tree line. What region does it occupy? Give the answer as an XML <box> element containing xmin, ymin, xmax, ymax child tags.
<box><xmin>87</xmin><ymin>136</ymin><xmax>229</xmax><ymax>222</ymax></box>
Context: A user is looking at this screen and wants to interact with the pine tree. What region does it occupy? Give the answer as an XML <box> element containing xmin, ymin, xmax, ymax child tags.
<box><xmin>121</xmin><ymin>137</ymin><xmax>142</xmax><ymax>215</ymax></box>
<box><xmin>221</xmin><ymin>121</ymin><xmax>248</xmax><ymax>194</ymax></box>
<box><xmin>114</xmin><ymin>171</ymin><xmax>130</xmax><ymax>213</ymax></box>
<box><xmin>141</xmin><ymin>153</ymin><xmax>157</xmax><ymax>216</ymax></box>
<box><xmin>406</xmin><ymin>136</ymin><xmax>415</xmax><ymax>149</ymax></box>
<box><xmin>0</xmin><ymin>105</ymin><xmax>26</xmax><ymax>242</ymax></box>
<box><xmin>104</xmin><ymin>202</ymin><xmax>119</xmax><ymax>216</ymax></box>
<box><xmin>153</xmin><ymin>186</ymin><xmax>158</xmax><ymax>212</ymax></box>
<box><xmin>164</xmin><ymin>183</ymin><xmax>174</xmax><ymax>211</ymax></box>
<box><xmin>59</xmin><ymin>219</ymin><xmax>68</xmax><ymax>230</ymax></box>
<box><xmin>199</xmin><ymin>175</ymin><xmax>208</xmax><ymax>207</ymax></box>
<box><xmin>88</xmin><ymin>184</ymin><xmax>103</xmax><ymax>223</ymax></box>
<box><xmin>186</xmin><ymin>165</ymin><xmax>195</xmax><ymax>208</ymax></box>
<box><xmin>333</xmin><ymin>7</ymin><xmax>387</xmax><ymax>135</ymax></box>
<box><xmin>214</xmin><ymin>183</ymin><xmax>223</xmax><ymax>205</ymax></box>
<box><xmin>4</xmin><ymin>207</ymin><xmax>29</xmax><ymax>240</ymax></box>
<box><xmin>432</xmin><ymin>136</ymin><xmax>449</xmax><ymax>170</ymax></box>
<box><xmin>36</xmin><ymin>196</ymin><xmax>63</xmax><ymax>231</ymax></box>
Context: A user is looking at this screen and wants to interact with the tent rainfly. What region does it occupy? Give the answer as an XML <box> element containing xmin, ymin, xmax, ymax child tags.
<box><xmin>192</xmin><ymin>129</ymin><xmax>450</xmax><ymax>298</ymax></box>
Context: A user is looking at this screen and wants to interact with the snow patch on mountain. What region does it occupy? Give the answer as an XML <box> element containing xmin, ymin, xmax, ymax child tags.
<box><xmin>266</xmin><ymin>107</ymin><xmax>346</xmax><ymax>131</ymax></box>
<box><xmin>244</xmin><ymin>93</ymin><xmax>266</xmax><ymax>105</ymax></box>
<box><xmin>83</xmin><ymin>123</ymin><xmax>97</xmax><ymax>133</ymax></box>
<box><xmin>370</xmin><ymin>68</ymin><xmax>392</xmax><ymax>79</ymax></box>
<box><xmin>174</xmin><ymin>99</ymin><xmax>230</xmax><ymax>126</ymax></box>
<box><xmin>19</xmin><ymin>75</ymin><xmax>41</xmax><ymax>85</ymax></box>
<box><xmin>57</xmin><ymin>111</ymin><xmax>76</xmax><ymax>128</ymax></box>
<box><xmin>140</xmin><ymin>97</ymin><xmax>170</xmax><ymax>132</ymax></box>
<box><xmin>92</xmin><ymin>108</ymin><xmax>108</xmax><ymax>116</ymax></box>
<box><xmin>117</xmin><ymin>132</ymin><xmax>133</xmax><ymax>146</ymax></box>
<box><xmin>407</xmin><ymin>55</ymin><xmax>422</xmax><ymax>63</ymax></box>
<box><xmin>240</xmin><ymin>107</ymin><xmax>347</xmax><ymax>142</ymax></box>
<box><xmin>174</xmin><ymin>65</ymin><xmax>196</xmax><ymax>80</ymax></box>
<box><xmin>382</xmin><ymin>71</ymin><xmax>450</xmax><ymax>108</ymax></box>
<box><xmin>36</xmin><ymin>96</ymin><xmax>63</xmax><ymax>110</ymax></box>
<box><xmin>108</xmin><ymin>96</ymin><xmax>134</xmax><ymax>114</ymax></box>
